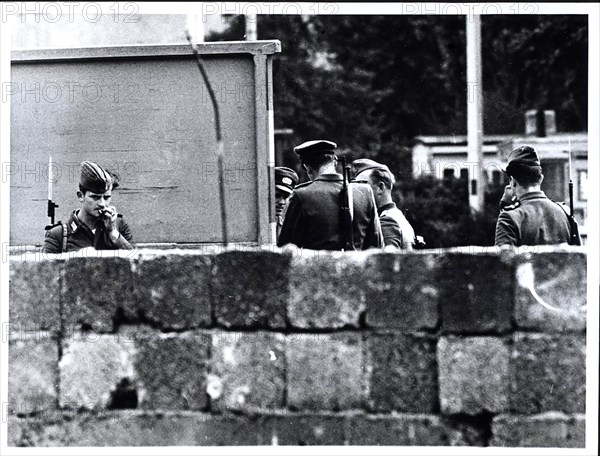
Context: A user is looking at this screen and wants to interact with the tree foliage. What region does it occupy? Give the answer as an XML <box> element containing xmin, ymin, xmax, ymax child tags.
<box><xmin>208</xmin><ymin>14</ymin><xmax>587</xmax><ymax>156</ymax></box>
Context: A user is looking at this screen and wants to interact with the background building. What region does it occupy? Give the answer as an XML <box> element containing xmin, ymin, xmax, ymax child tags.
<box><xmin>412</xmin><ymin>110</ymin><xmax>588</xmax><ymax>240</ymax></box>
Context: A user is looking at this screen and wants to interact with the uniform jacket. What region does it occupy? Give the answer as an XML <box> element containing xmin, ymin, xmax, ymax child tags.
<box><xmin>42</xmin><ymin>210</ymin><xmax>134</xmax><ymax>253</ymax></box>
<box><xmin>277</xmin><ymin>173</ymin><xmax>383</xmax><ymax>250</ymax></box>
<box><xmin>379</xmin><ymin>202</ymin><xmax>415</xmax><ymax>249</ymax></box>
<box><xmin>494</xmin><ymin>191</ymin><xmax>572</xmax><ymax>246</ymax></box>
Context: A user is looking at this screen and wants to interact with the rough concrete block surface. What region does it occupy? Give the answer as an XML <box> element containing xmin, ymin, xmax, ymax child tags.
<box><xmin>263</xmin><ymin>414</ymin><xmax>346</xmax><ymax>445</ymax></box>
<box><xmin>7</xmin><ymin>412</ymin><xmax>264</xmax><ymax>446</ymax></box>
<box><xmin>134</xmin><ymin>331</ymin><xmax>211</xmax><ymax>410</ymax></box>
<box><xmin>364</xmin><ymin>252</ymin><xmax>439</xmax><ymax>330</ymax></box>
<box><xmin>511</xmin><ymin>333</ymin><xmax>585</xmax><ymax>413</ymax></box>
<box><xmin>348</xmin><ymin>414</ymin><xmax>486</xmax><ymax>446</ymax></box>
<box><xmin>212</xmin><ymin>250</ymin><xmax>289</xmax><ymax>328</ymax></box>
<box><xmin>438</xmin><ymin>253</ymin><xmax>514</xmax><ymax>333</ymax></box>
<box><xmin>438</xmin><ymin>336</ymin><xmax>510</xmax><ymax>414</ymax></box>
<box><xmin>8</xmin><ymin>337</ymin><xmax>58</xmax><ymax>414</ymax></box>
<box><xmin>287</xmin><ymin>333</ymin><xmax>366</xmax><ymax>411</ymax></box>
<box><xmin>491</xmin><ymin>412</ymin><xmax>585</xmax><ymax>447</ymax></box>
<box><xmin>9</xmin><ymin>259</ymin><xmax>62</xmax><ymax>333</ymax></box>
<box><xmin>366</xmin><ymin>332</ymin><xmax>438</xmax><ymax>412</ymax></box>
<box><xmin>210</xmin><ymin>331</ymin><xmax>286</xmax><ymax>411</ymax></box>
<box><xmin>131</xmin><ymin>253</ymin><xmax>212</xmax><ymax>329</ymax></box>
<box><xmin>59</xmin><ymin>334</ymin><xmax>136</xmax><ymax>409</ymax></box>
<box><xmin>62</xmin><ymin>256</ymin><xmax>134</xmax><ymax>332</ymax></box>
<box><xmin>289</xmin><ymin>251</ymin><xmax>368</xmax><ymax>328</ymax></box>
<box><xmin>515</xmin><ymin>251</ymin><xmax>586</xmax><ymax>332</ymax></box>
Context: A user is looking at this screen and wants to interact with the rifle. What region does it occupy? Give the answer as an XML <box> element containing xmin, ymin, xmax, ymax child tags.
<box><xmin>45</xmin><ymin>156</ymin><xmax>60</xmax><ymax>230</ymax></box>
<box><xmin>566</xmin><ymin>138</ymin><xmax>581</xmax><ymax>245</ymax></box>
<box><xmin>45</xmin><ymin>199</ymin><xmax>59</xmax><ymax>230</ymax></box>
<box><xmin>340</xmin><ymin>157</ymin><xmax>355</xmax><ymax>251</ymax></box>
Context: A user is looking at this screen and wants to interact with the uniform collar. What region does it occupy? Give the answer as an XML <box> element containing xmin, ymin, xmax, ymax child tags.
<box><xmin>378</xmin><ymin>202</ymin><xmax>396</xmax><ymax>215</ymax></box>
<box><xmin>313</xmin><ymin>173</ymin><xmax>343</xmax><ymax>182</ymax></box>
<box><xmin>519</xmin><ymin>190</ymin><xmax>547</xmax><ymax>202</ymax></box>
<box><xmin>69</xmin><ymin>210</ymin><xmax>97</xmax><ymax>236</ymax></box>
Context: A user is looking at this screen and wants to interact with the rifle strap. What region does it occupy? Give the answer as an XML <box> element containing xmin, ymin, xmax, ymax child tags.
<box><xmin>554</xmin><ymin>201</ymin><xmax>581</xmax><ymax>246</ymax></box>
<box><xmin>347</xmin><ymin>183</ymin><xmax>354</xmax><ymax>219</ymax></box>
<box><xmin>61</xmin><ymin>223</ymin><xmax>68</xmax><ymax>253</ymax></box>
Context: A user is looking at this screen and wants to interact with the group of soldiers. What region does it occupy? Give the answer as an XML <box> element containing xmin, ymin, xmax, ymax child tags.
<box><xmin>274</xmin><ymin>140</ymin><xmax>417</xmax><ymax>251</ymax></box>
<box><xmin>42</xmin><ymin>141</ymin><xmax>579</xmax><ymax>254</ymax></box>
<box><xmin>274</xmin><ymin>140</ymin><xmax>579</xmax><ymax>251</ymax></box>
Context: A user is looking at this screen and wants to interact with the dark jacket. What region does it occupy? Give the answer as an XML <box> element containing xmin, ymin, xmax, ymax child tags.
<box><xmin>42</xmin><ymin>210</ymin><xmax>134</xmax><ymax>253</ymax></box>
<box><xmin>494</xmin><ymin>191</ymin><xmax>572</xmax><ymax>246</ymax></box>
<box><xmin>277</xmin><ymin>173</ymin><xmax>383</xmax><ymax>250</ymax></box>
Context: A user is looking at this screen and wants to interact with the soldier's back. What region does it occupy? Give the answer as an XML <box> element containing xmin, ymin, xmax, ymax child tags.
<box><xmin>496</xmin><ymin>191</ymin><xmax>571</xmax><ymax>246</ymax></box>
<box><xmin>278</xmin><ymin>174</ymin><xmax>381</xmax><ymax>250</ymax></box>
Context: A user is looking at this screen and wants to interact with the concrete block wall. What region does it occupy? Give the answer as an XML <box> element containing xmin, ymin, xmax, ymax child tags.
<box><xmin>7</xmin><ymin>246</ymin><xmax>587</xmax><ymax>447</ymax></box>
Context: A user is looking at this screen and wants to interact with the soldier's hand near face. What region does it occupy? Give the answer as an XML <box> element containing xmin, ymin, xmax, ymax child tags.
<box><xmin>100</xmin><ymin>206</ymin><xmax>120</xmax><ymax>242</ymax></box>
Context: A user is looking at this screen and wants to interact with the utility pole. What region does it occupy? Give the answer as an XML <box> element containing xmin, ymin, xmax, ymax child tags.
<box><xmin>466</xmin><ymin>14</ymin><xmax>484</xmax><ymax>212</ymax></box>
<box><xmin>245</xmin><ymin>14</ymin><xmax>257</xmax><ymax>41</ymax></box>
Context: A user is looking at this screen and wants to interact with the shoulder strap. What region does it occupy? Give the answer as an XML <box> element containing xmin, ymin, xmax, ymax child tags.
<box><xmin>554</xmin><ymin>201</ymin><xmax>581</xmax><ymax>246</ymax></box>
<box><xmin>61</xmin><ymin>223</ymin><xmax>68</xmax><ymax>253</ymax></box>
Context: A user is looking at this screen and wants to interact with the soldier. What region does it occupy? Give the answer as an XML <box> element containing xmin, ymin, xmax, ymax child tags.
<box><xmin>352</xmin><ymin>158</ymin><xmax>416</xmax><ymax>250</ymax></box>
<box><xmin>277</xmin><ymin>140</ymin><xmax>383</xmax><ymax>250</ymax></box>
<box><xmin>42</xmin><ymin>161</ymin><xmax>134</xmax><ymax>253</ymax></box>
<box><xmin>495</xmin><ymin>145</ymin><xmax>573</xmax><ymax>246</ymax></box>
<box><xmin>274</xmin><ymin>166</ymin><xmax>299</xmax><ymax>241</ymax></box>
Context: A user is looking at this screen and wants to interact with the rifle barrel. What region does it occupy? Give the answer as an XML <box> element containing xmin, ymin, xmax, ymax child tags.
<box><xmin>569</xmin><ymin>180</ymin><xmax>574</xmax><ymax>217</ymax></box>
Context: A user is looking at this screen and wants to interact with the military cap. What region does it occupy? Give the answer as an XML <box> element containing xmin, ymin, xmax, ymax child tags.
<box><xmin>505</xmin><ymin>145</ymin><xmax>541</xmax><ymax>173</ymax></box>
<box><xmin>351</xmin><ymin>158</ymin><xmax>389</xmax><ymax>178</ymax></box>
<box><xmin>293</xmin><ymin>140</ymin><xmax>337</xmax><ymax>158</ymax></box>
<box><xmin>275</xmin><ymin>166</ymin><xmax>299</xmax><ymax>196</ymax></box>
<box><xmin>79</xmin><ymin>161</ymin><xmax>114</xmax><ymax>193</ymax></box>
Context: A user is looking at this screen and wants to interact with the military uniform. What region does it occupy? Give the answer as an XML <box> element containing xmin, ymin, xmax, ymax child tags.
<box><xmin>494</xmin><ymin>145</ymin><xmax>573</xmax><ymax>247</ymax></box>
<box><xmin>274</xmin><ymin>166</ymin><xmax>299</xmax><ymax>241</ymax></box>
<box><xmin>277</xmin><ymin>140</ymin><xmax>383</xmax><ymax>250</ymax></box>
<box><xmin>277</xmin><ymin>173</ymin><xmax>383</xmax><ymax>250</ymax></box>
<box><xmin>42</xmin><ymin>161</ymin><xmax>134</xmax><ymax>253</ymax></box>
<box><xmin>494</xmin><ymin>191</ymin><xmax>572</xmax><ymax>246</ymax></box>
<box><xmin>352</xmin><ymin>158</ymin><xmax>416</xmax><ymax>250</ymax></box>
<box><xmin>43</xmin><ymin>210</ymin><xmax>133</xmax><ymax>253</ymax></box>
<box><xmin>379</xmin><ymin>202</ymin><xmax>415</xmax><ymax>249</ymax></box>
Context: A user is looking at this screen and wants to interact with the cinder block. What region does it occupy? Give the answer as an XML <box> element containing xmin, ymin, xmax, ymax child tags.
<box><xmin>263</xmin><ymin>414</ymin><xmax>346</xmax><ymax>445</ymax></box>
<box><xmin>7</xmin><ymin>412</ymin><xmax>264</xmax><ymax>446</ymax></box>
<box><xmin>62</xmin><ymin>257</ymin><xmax>134</xmax><ymax>332</ymax></box>
<box><xmin>515</xmin><ymin>252</ymin><xmax>586</xmax><ymax>332</ymax></box>
<box><xmin>287</xmin><ymin>333</ymin><xmax>366</xmax><ymax>411</ymax></box>
<box><xmin>134</xmin><ymin>331</ymin><xmax>211</xmax><ymax>410</ymax></box>
<box><xmin>131</xmin><ymin>253</ymin><xmax>212</xmax><ymax>329</ymax></box>
<box><xmin>59</xmin><ymin>334</ymin><xmax>136</xmax><ymax>409</ymax></box>
<box><xmin>9</xmin><ymin>259</ymin><xmax>62</xmax><ymax>333</ymax></box>
<box><xmin>438</xmin><ymin>253</ymin><xmax>514</xmax><ymax>333</ymax></box>
<box><xmin>491</xmin><ymin>412</ymin><xmax>585</xmax><ymax>447</ymax></box>
<box><xmin>8</xmin><ymin>338</ymin><xmax>58</xmax><ymax>414</ymax></box>
<box><xmin>289</xmin><ymin>251</ymin><xmax>367</xmax><ymax>329</ymax></box>
<box><xmin>348</xmin><ymin>414</ymin><xmax>486</xmax><ymax>446</ymax></box>
<box><xmin>511</xmin><ymin>333</ymin><xmax>585</xmax><ymax>413</ymax></box>
<box><xmin>364</xmin><ymin>253</ymin><xmax>439</xmax><ymax>330</ymax></box>
<box><xmin>212</xmin><ymin>251</ymin><xmax>289</xmax><ymax>329</ymax></box>
<box><xmin>438</xmin><ymin>336</ymin><xmax>510</xmax><ymax>414</ymax></box>
<box><xmin>210</xmin><ymin>332</ymin><xmax>285</xmax><ymax>411</ymax></box>
<box><xmin>366</xmin><ymin>332</ymin><xmax>437</xmax><ymax>412</ymax></box>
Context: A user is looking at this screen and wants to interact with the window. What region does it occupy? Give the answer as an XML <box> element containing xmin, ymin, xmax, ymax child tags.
<box><xmin>578</xmin><ymin>170</ymin><xmax>588</xmax><ymax>202</ymax></box>
<box><xmin>443</xmin><ymin>168</ymin><xmax>455</xmax><ymax>179</ymax></box>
